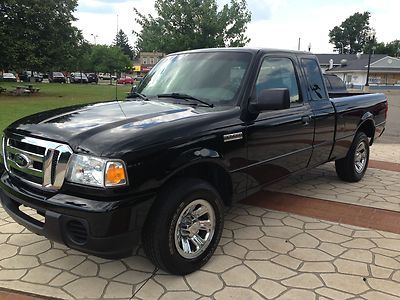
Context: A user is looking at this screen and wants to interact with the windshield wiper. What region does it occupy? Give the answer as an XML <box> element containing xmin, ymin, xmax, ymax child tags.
<box><xmin>127</xmin><ymin>91</ymin><xmax>149</xmax><ymax>101</ymax></box>
<box><xmin>157</xmin><ymin>93</ymin><xmax>214</xmax><ymax>108</ymax></box>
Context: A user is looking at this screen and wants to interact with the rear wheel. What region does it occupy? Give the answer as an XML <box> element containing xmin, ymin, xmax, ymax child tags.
<box><xmin>335</xmin><ymin>132</ymin><xmax>369</xmax><ymax>182</ymax></box>
<box><xmin>142</xmin><ymin>178</ymin><xmax>224</xmax><ymax>275</ymax></box>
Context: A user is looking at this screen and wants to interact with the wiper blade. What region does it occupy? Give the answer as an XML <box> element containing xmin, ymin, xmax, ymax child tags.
<box><xmin>157</xmin><ymin>93</ymin><xmax>214</xmax><ymax>108</ymax></box>
<box><xmin>127</xmin><ymin>91</ymin><xmax>149</xmax><ymax>101</ymax></box>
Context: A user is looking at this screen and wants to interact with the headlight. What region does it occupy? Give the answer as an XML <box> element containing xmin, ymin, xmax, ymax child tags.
<box><xmin>66</xmin><ymin>154</ymin><xmax>128</xmax><ymax>187</ymax></box>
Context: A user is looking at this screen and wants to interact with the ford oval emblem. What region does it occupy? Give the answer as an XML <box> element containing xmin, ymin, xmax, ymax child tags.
<box><xmin>14</xmin><ymin>153</ymin><xmax>31</xmax><ymax>169</ymax></box>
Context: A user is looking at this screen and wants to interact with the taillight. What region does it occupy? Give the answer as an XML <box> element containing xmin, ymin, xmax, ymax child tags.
<box><xmin>385</xmin><ymin>97</ymin><xmax>388</xmax><ymax>119</ymax></box>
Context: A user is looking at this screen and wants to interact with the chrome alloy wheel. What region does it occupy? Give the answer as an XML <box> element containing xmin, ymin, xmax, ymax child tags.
<box><xmin>174</xmin><ymin>199</ymin><xmax>216</xmax><ymax>259</ymax></box>
<box><xmin>354</xmin><ymin>141</ymin><xmax>367</xmax><ymax>173</ymax></box>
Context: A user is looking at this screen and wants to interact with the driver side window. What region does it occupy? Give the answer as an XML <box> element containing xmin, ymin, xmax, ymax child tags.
<box><xmin>256</xmin><ymin>57</ymin><xmax>300</xmax><ymax>104</ymax></box>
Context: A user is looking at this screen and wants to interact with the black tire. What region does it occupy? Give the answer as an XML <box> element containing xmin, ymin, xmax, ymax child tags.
<box><xmin>335</xmin><ymin>131</ymin><xmax>369</xmax><ymax>182</ymax></box>
<box><xmin>142</xmin><ymin>178</ymin><xmax>224</xmax><ymax>275</ymax></box>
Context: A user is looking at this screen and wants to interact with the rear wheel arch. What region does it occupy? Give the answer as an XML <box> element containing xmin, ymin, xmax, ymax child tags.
<box><xmin>357</xmin><ymin>117</ymin><xmax>375</xmax><ymax>144</ymax></box>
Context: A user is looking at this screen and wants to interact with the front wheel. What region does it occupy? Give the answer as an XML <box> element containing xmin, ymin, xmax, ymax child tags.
<box><xmin>335</xmin><ymin>132</ymin><xmax>369</xmax><ymax>182</ymax></box>
<box><xmin>142</xmin><ymin>178</ymin><xmax>224</xmax><ymax>275</ymax></box>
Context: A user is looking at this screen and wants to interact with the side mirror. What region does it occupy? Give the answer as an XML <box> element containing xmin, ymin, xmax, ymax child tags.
<box><xmin>131</xmin><ymin>85</ymin><xmax>137</xmax><ymax>93</ymax></box>
<box><xmin>249</xmin><ymin>88</ymin><xmax>290</xmax><ymax>113</ymax></box>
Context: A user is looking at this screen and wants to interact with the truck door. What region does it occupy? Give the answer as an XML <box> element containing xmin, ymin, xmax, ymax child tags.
<box><xmin>245</xmin><ymin>55</ymin><xmax>314</xmax><ymax>189</ymax></box>
<box><xmin>300</xmin><ymin>57</ymin><xmax>336</xmax><ymax>167</ymax></box>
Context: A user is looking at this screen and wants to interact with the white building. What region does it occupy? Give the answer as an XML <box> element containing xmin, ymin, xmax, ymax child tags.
<box><xmin>316</xmin><ymin>54</ymin><xmax>400</xmax><ymax>88</ymax></box>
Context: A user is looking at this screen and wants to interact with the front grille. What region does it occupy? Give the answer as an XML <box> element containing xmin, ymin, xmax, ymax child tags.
<box><xmin>2</xmin><ymin>134</ymin><xmax>73</xmax><ymax>191</ymax></box>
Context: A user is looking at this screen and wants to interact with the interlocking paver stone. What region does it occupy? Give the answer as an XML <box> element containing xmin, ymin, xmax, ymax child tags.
<box><xmin>0</xmin><ymin>255</ymin><xmax>39</xmax><ymax>269</ymax></box>
<box><xmin>290</xmin><ymin>233</ymin><xmax>319</xmax><ymax>248</ymax></box>
<box><xmin>185</xmin><ymin>271</ymin><xmax>223</xmax><ymax>296</ymax></box>
<box><xmin>321</xmin><ymin>273</ymin><xmax>369</xmax><ymax>294</ymax></box>
<box><xmin>64</xmin><ymin>277</ymin><xmax>108</xmax><ymax>299</ymax></box>
<box><xmin>214</xmin><ymin>287</ymin><xmax>264</xmax><ymax>300</ymax></box>
<box><xmin>22</xmin><ymin>266</ymin><xmax>61</xmax><ymax>284</ymax></box>
<box><xmin>333</xmin><ymin>258</ymin><xmax>369</xmax><ymax>276</ymax></box>
<box><xmin>340</xmin><ymin>249</ymin><xmax>373</xmax><ymax>263</ymax></box>
<box><xmin>98</xmin><ymin>261</ymin><xmax>127</xmax><ymax>279</ymax></box>
<box><xmin>103</xmin><ymin>282</ymin><xmax>134</xmax><ymax>299</ymax></box>
<box><xmin>282</xmin><ymin>273</ymin><xmax>323</xmax><ymax>289</ymax></box>
<box><xmin>0</xmin><ymin>243</ymin><xmax>18</xmax><ymax>259</ymax></box>
<box><xmin>316</xmin><ymin>287</ymin><xmax>353</xmax><ymax>300</ymax></box>
<box><xmin>221</xmin><ymin>265</ymin><xmax>257</xmax><ymax>287</ymax></box>
<box><xmin>159</xmin><ymin>291</ymin><xmax>199</xmax><ymax>300</ymax></box>
<box><xmin>71</xmin><ymin>260</ymin><xmax>98</xmax><ymax>276</ymax></box>
<box><xmin>289</xmin><ymin>248</ymin><xmax>333</xmax><ymax>261</ymax></box>
<box><xmin>252</xmin><ymin>278</ymin><xmax>286</xmax><ymax>299</ymax></box>
<box><xmin>259</xmin><ymin>236</ymin><xmax>294</xmax><ymax>253</ymax></box>
<box><xmin>362</xmin><ymin>291</ymin><xmax>400</xmax><ymax>300</ymax></box>
<box><xmin>135</xmin><ymin>279</ymin><xmax>164</xmax><ymax>300</ymax></box>
<box><xmin>153</xmin><ymin>275</ymin><xmax>189</xmax><ymax>291</ymax></box>
<box><xmin>366</xmin><ymin>278</ymin><xmax>400</xmax><ymax>297</ymax></box>
<box><xmin>245</xmin><ymin>260</ymin><xmax>297</xmax><ymax>280</ymax></box>
<box><xmin>279</xmin><ymin>288</ymin><xmax>316</xmax><ymax>300</ymax></box>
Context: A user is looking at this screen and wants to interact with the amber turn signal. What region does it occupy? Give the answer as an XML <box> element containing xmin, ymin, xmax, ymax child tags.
<box><xmin>105</xmin><ymin>161</ymin><xmax>127</xmax><ymax>186</ymax></box>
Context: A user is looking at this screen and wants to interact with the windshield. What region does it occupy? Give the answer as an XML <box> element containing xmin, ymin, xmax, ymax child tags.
<box><xmin>137</xmin><ymin>51</ymin><xmax>252</xmax><ymax>106</ymax></box>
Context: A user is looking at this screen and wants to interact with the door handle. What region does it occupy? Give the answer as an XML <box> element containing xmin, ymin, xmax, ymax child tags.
<box><xmin>301</xmin><ymin>115</ymin><xmax>311</xmax><ymax>125</ymax></box>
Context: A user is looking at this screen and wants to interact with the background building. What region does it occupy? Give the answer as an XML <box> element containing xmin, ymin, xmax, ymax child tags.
<box><xmin>316</xmin><ymin>54</ymin><xmax>400</xmax><ymax>88</ymax></box>
<box><xmin>132</xmin><ymin>52</ymin><xmax>165</xmax><ymax>77</ymax></box>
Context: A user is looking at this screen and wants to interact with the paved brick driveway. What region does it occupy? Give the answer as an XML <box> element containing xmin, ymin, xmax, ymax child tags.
<box><xmin>0</xmin><ymin>92</ymin><xmax>399</xmax><ymax>299</ymax></box>
<box><xmin>1</xmin><ymin>198</ymin><xmax>400</xmax><ymax>299</ymax></box>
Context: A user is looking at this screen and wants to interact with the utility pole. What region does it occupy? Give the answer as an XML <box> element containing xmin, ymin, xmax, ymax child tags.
<box><xmin>365</xmin><ymin>29</ymin><xmax>376</xmax><ymax>87</ymax></box>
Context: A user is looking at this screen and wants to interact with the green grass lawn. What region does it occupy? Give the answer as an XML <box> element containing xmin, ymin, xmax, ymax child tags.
<box><xmin>0</xmin><ymin>82</ymin><xmax>132</xmax><ymax>133</ymax></box>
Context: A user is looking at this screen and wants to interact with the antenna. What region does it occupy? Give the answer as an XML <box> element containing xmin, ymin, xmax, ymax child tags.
<box><xmin>115</xmin><ymin>13</ymin><xmax>126</xmax><ymax>118</ymax></box>
<box><xmin>115</xmin><ymin>14</ymin><xmax>119</xmax><ymax>101</ymax></box>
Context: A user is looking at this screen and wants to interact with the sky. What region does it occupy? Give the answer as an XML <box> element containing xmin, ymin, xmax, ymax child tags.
<box><xmin>74</xmin><ymin>0</ymin><xmax>400</xmax><ymax>54</ymax></box>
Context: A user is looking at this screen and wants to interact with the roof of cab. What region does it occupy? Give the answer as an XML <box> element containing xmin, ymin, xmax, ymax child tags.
<box><xmin>170</xmin><ymin>47</ymin><xmax>312</xmax><ymax>56</ymax></box>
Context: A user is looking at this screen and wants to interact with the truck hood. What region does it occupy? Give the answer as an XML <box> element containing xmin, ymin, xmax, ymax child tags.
<box><xmin>7</xmin><ymin>100</ymin><xmax>204</xmax><ymax>155</ymax></box>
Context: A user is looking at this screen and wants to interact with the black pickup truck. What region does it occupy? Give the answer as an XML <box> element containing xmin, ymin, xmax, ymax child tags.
<box><xmin>0</xmin><ymin>48</ymin><xmax>387</xmax><ymax>275</ymax></box>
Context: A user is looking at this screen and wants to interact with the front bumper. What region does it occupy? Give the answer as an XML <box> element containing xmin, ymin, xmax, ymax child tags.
<box><xmin>0</xmin><ymin>171</ymin><xmax>155</xmax><ymax>258</ymax></box>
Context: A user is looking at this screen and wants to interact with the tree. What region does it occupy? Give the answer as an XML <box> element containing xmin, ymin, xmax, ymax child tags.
<box><xmin>133</xmin><ymin>0</ymin><xmax>251</xmax><ymax>54</ymax></box>
<box><xmin>0</xmin><ymin>0</ymin><xmax>83</xmax><ymax>72</ymax></box>
<box><xmin>89</xmin><ymin>45</ymin><xmax>132</xmax><ymax>83</ymax></box>
<box><xmin>372</xmin><ymin>40</ymin><xmax>400</xmax><ymax>57</ymax></box>
<box><xmin>329</xmin><ymin>12</ymin><xmax>372</xmax><ymax>54</ymax></box>
<box><xmin>114</xmin><ymin>29</ymin><xmax>134</xmax><ymax>59</ymax></box>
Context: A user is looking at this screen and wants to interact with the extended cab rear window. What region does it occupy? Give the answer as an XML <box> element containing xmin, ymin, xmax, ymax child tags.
<box><xmin>301</xmin><ymin>59</ymin><xmax>328</xmax><ymax>100</ymax></box>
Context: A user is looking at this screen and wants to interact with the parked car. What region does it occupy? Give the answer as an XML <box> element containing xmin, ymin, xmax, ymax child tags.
<box><xmin>0</xmin><ymin>73</ymin><xmax>17</xmax><ymax>82</ymax></box>
<box><xmin>19</xmin><ymin>71</ymin><xmax>43</xmax><ymax>83</ymax></box>
<box><xmin>102</xmin><ymin>73</ymin><xmax>111</xmax><ymax>80</ymax></box>
<box><xmin>324</xmin><ymin>74</ymin><xmax>347</xmax><ymax>93</ymax></box>
<box><xmin>0</xmin><ymin>48</ymin><xmax>387</xmax><ymax>275</ymax></box>
<box><xmin>86</xmin><ymin>73</ymin><xmax>98</xmax><ymax>84</ymax></box>
<box><xmin>98</xmin><ymin>73</ymin><xmax>104</xmax><ymax>80</ymax></box>
<box><xmin>133</xmin><ymin>75</ymin><xmax>144</xmax><ymax>82</ymax></box>
<box><xmin>117</xmin><ymin>76</ymin><xmax>134</xmax><ymax>85</ymax></box>
<box><xmin>70</xmin><ymin>72</ymin><xmax>88</xmax><ymax>84</ymax></box>
<box><xmin>49</xmin><ymin>72</ymin><xmax>66</xmax><ymax>83</ymax></box>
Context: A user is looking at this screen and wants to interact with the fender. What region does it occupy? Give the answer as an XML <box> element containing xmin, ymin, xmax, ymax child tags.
<box><xmin>357</xmin><ymin>112</ymin><xmax>376</xmax><ymax>145</ymax></box>
<box><xmin>163</xmin><ymin>147</ymin><xmax>230</xmax><ymax>184</ymax></box>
